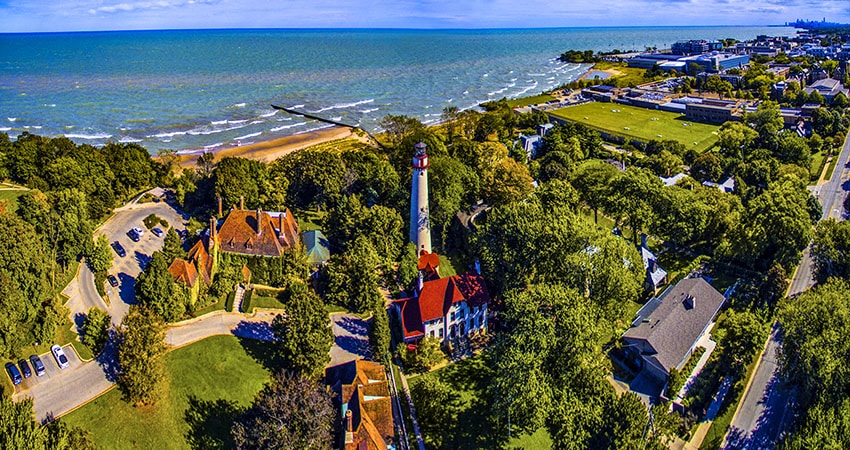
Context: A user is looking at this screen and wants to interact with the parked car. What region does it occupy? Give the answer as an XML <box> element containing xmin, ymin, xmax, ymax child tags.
<box><xmin>107</xmin><ymin>274</ymin><xmax>119</xmax><ymax>287</ymax></box>
<box><xmin>18</xmin><ymin>359</ymin><xmax>31</xmax><ymax>378</ymax></box>
<box><xmin>51</xmin><ymin>345</ymin><xmax>69</xmax><ymax>369</ymax></box>
<box><xmin>127</xmin><ymin>229</ymin><xmax>140</xmax><ymax>242</ymax></box>
<box><xmin>111</xmin><ymin>241</ymin><xmax>126</xmax><ymax>257</ymax></box>
<box><xmin>29</xmin><ymin>354</ymin><xmax>45</xmax><ymax>377</ymax></box>
<box><xmin>151</xmin><ymin>227</ymin><xmax>164</xmax><ymax>237</ymax></box>
<box><xmin>132</xmin><ymin>226</ymin><xmax>145</xmax><ymax>236</ymax></box>
<box><xmin>5</xmin><ymin>362</ymin><xmax>22</xmax><ymax>385</ymax></box>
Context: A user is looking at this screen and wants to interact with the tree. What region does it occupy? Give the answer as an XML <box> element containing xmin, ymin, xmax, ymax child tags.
<box><xmin>271</xmin><ymin>149</ymin><xmax>346</xmax><ymax>211</ymax></box>
<box><xmin>117</xmin><ymin>306</ymin><xmax>169</xmax><ymax>406</ymax></box>
<box><xmin>410</xmin><ymin>377</ymin><xmax>462</xmax><ymax>449</ymax></box>
<box><xmin>272</xmin><ymin>287</ymin><xmax>332</xmax><ymax>376</ymax></box>
<box><xmin>571</xmin><ymin>160</ymin><xmax>618</xmax><ymax>223</ymax></box>
<box><xmin>369</xmin><ymin>307</ymin><xmax>391</xmax><ymax>363</ymax></box>
<box><xmin>213</xmin><ymin>157</ymin><xmax>273</xmax><ymax>211</ymax></box>
<box><xmin>690</xmin><ymin>152</ymin><xmax>723</xmax><ymax>182</ymax></box>
<box><xmin>196</xmin><ymin>151</ymin><xmax>216</xmax><ymax>178</ymax></box>
<box><xmin>401</xmin><ymin>336</ymin><xmax>444</xmax><ymax>372</ymax></box>
<box><xmin>379</xmin><ymin>114</ymin><xmax>424</xmax><ymax>146</ymax></box>
<box><xmin>80</xmin><ymin>307</ymin><xmax>111</xmax><ymax>354</ymax></box>
<box><xmin>717</xmin><ymin>311</ymin><xmax>767</xmax><ymax>377</ymax></box>
<box><xmin>811</xmin><ymin>219</ymin><xmax>850</xmax><ymax>283</ymax></box>
<box><xmin>231</xmin><ymin>372</ymin><xmax>334</xmax><ymax>450</ymax></box>
<box><xmin>481</xmin><ymin>157</ymin><xmax>534</xmax><ymax>206</ymax></box>
<box><xmin>717</xmin><ymin>121</ymin><xmax>758</xmax><ymax>159</ymax></box>
<box><xmin>0</xmin><ymin>396</ymin><xmax>96</xmax><ymax>450</ymax></box>
<box><xmin>161</xmin><ymin>227</ymin><xmax>184</xmax><ymax>262</ymax></box>
<box><xmin>135</xmin><ymin>251</ymin><xmax>187</xmax><ymax>322</ymax></box>
<box><xmin>428</xmin><ymin>156</ymin><xmax>480</xmax><ymax>229</ymax></box>
<box><xmin>87</xmin><ymin>234</ymin><xmax>113</xmax><ymax>274</ymax></box>
<box><xmin>397</xmin><ymin>242</ymin><xmax>419</xmax><ymax>290</ymax></box>
<box><xmin>321</xmin><ymin>236</ymin><xmax>383</xmax><ymax>313</ymax></box>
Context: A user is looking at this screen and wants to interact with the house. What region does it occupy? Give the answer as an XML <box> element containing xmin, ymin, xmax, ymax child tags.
<box><xmin>393</xmin><ymin>268</ymin><xmax>490</xmax><ymax>344</ymax></box>
<box><xmin>168</xmin><ymin>217</ymin><xmax>217</xmax><ymax>304</ymax></box>
<box><xmin>325</xmin><ymin>360</ymin><xmax>396</xmax><ymax>450</ymax></box>
<box><xmin>804</xmin><ymin>78</ymin><xmax>850</xmax><ymax>103</ymax></box>
<box><xmin>518</xmin><ymin>134</ymin><xmax>542</xmax><ymax>160</ymax></box>
<box><xmin>640</xmin><ymin>244</ymin><xmax>667</xmax><ymax>294</ymax></box>
<box><xmin>622</xmin><ymin>277</ymin><xmax>726</xmax><ymax>384</ymax></box>
<box><xmin>215</xmin><ymin>197</ymin><xmax>299</xmax><ymax>257</ymax></box>
<box><xmin>702</xmin><ymin>176</ymin><xmax>735</xmax><ymax>193</ymax></box>
<box><xmin>302</xmin><ymin>229</ymin><xmax>331</xmax><ymax>267</ymax></box>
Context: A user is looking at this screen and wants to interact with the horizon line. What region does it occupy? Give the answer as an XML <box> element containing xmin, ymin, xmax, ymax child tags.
<box><xmin>0</xmin><ymin>24</ymin><xmax>794</xmax><ymax>36</ymax></box>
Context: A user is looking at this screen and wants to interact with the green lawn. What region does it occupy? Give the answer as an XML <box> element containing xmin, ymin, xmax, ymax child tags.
<box><xmin>549</xmin><ymin>103</ymin><xmax>720</xmax><ymax>152</ymax></box>
<box><xmin>506</xmin><ymin>94</ymin><xmax>556</xmax><ymax>108</ymax></box>
<box><xmin>295</xmin><ymin>209</ymin><xmax>326</xmax><ymax>232</ymax></box>
<box><xmin>63</xmin><ymin>335</ymin><xmax>272</xmax><ymax>450</ymax></box>
<box><xmin>589</xmin><ymin>61</ymin><xmax>653</xmax><ymax>88</ymax></box>
<box><xmin>250</xmin><ymin>295</ymin><xmax>286</xmax><ymax>310</ymax></box>
<box><xmin>0</xmin><ymin>188</ymin><xmax>27</xmax><ymax>209</ymax></box>
<box><xmin>825</xmin><ymin>153</ymin><xmax>840</xmax><ymax>181</ymax></box>
<box><xmin>810</xmin><ymin>151</ymin><xmax>827</xmax><ymax>182</ymax></box>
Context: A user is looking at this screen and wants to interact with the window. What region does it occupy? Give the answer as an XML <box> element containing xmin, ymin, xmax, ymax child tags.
<box><xmin>438</xmin><ymin>328</ymin><xmax>444</xmax><ymax>338</ymax></box>
<box><xmin>450</xmin><ymin>311</ymin><xmax>455</xmax><ymax>321</ymax></box>
<box><xmin>430</xmin><ymin>330</ymin><xmax>434</xmax><ymax>338</ymax></box>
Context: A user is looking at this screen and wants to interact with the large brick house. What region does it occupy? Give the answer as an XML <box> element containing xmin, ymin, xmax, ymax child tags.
<box><xmin>393</xmin><ymin>262</ymin><xmax>490</xmax><ymax>344</ymax></box>
<box><xmin>325</xmin><ymin>360</ymin><xmax>396</xmax><ymax>450</ymax></box>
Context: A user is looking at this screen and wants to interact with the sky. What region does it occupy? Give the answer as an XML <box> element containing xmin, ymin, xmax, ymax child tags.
<box><xmin>1</xmin><ymin>0</ymin><xmax>849</xmax><ymax>33</ymax></box>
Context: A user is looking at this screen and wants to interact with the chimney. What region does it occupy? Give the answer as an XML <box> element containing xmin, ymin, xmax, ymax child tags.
<box><xmin>217</xmin><ymin>197</ymin><xmax>223</xmax><ymax>217</ymax></box>
<box><xmin>345</xmin><ymin>409</ymin><xmax>353</xmax><ymax>432</ymax></box>
<box><xmin>279</xmin><ymin>213</ymin><xmax>285</xmax><ymax>237</ymax></box>
<box><xmin>239</xmin><ymin>196</ymin><xmax>244</xmax><ymax>210</ymax></box>
<box><xmin>256</xmin><ymin>209</ymin><xmax>262</xmax><ymax>236</ymax></box>
<box><xmin>209</xmin><ymin>216</ymin><xmax>217</xmax><ymax>242</ymax></box>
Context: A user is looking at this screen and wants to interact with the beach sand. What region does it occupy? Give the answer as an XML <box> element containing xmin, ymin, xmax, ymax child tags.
<box><xmin>579</xmin><ymin>68</ymin><xmax>622</xmax><ymax>80</ymax></box>
<box><xmin>176</xmin><ymin>126</ymin><xmax>359</xmax><ymax>168</ymax></box>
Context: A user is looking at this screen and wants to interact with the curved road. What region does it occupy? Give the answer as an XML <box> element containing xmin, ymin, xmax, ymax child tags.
<box><xmin>722</xmin><ymin>130</ymin><xmax>850</xmax><ymax>449</ymax></box>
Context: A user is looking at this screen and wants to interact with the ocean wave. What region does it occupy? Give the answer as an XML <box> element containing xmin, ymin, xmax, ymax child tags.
<box><xmin>249</xmin><ymin>120</ymin><xmax>264</xmax><ymax>125</ymax></box>
<box><xmin>7</xmin><ymin>118</ymin><xmax>16</xmax><ymax>122</ymax></box>
<box><xmin>331</xmin><ymin>116</ymin><xmax>342</xmax><ymax>121</ymax></box>
<box><xmin>270</xmin><ymin>122</ymin><xmax>306</xmax><ymax>132</ymax></box>
<box><xmin>482</xmin><ymin>73</ymin><xmax>488</xmax><ymax>77</ymax></box>
<box><xmin>211</xmin><ymin>120</ymin><xmax>228</xmax><ymax>125</ymax></box>
<box><xmin>188</xmin><ymin>124</ymin><xmax>248</xmax><ymax>136</ymax></box>
<box><xmin>290</xmin><ymin>104</ymin><xmax>305</xmax><ymax>109</ymax></box>
<box><xmin>260</xmin><ymin>110</ymin><xmax>278</xmax><ymax>118</ymax></box>
<box><xmin>235</xmin><ymin>132</ymin><xmax>262</xmax><ymax>140</ymax></box>
<box><xmin>528</xmin><ymin>73</ymin><xmax>545</xmax><ymax>77</ymax></box>
<box><xmin>24</xmin><ymin>125</ymin><xmax>43</xmax><ymax>129</ymax></box>
<box><xmin>203</xmin><ymin>142</ymin><xmax>224</xmax><ymax>150</ymax></box>
<box><xmin>311</xmin><ymin>98</ymin><xmax>374</xmax><ymax>113</ymax></box>
<box><xmin>360</xmin><ymin>107</ymin><xmax>379</xmax><ymax>114</ymax></box>
<box><xmin>446</xmin><ymin>98</ymin><xmax>453</xmax><ymax>103</ymax></box>
<box><xmin>423</xmin><ymin>119</ymin><xmax>437</xmax><ymax>125</ymax></box>
<box><xmin>150</xmin><ymin>130</ymin><xmax>188</xmax><ymax>139</ymax></box>
<box><xmin>276</xmin><ymin>117</ymin><xmax>293</xmax><ymax>121</ymax></box>
<box><xmin>64</xmin><ymin>125</ymin><xmax>75</xmax><ymax>129</ymax></box>
<box><xmin>176</xmin><ymin>148</ymin><xmax>204</xmax><ymax>155</ymax></box>
<box><xmin>65</xmin><ymin>132</ymin><xmax>112</xmax><ymax>139</ymax></box>
<box><xmin>293</xmin><ymin>124</ymin><xmax>334</xmax><ymax>135</ymax></box>
<box><xmin>118</xmin><ymin>136</ymin><xmax>143</xmax><ymax>143</ymax></box>
<box><xmin>462</xmin><ymin>90</ymin><xmax>469</xmax><ymax>95</ymax></box>
<box><xmin>0</xmin><ymin>127</ymin><xmax>11</xmax><ymax>132</ymax></box>
<box><xmin>229</xmin><ymin>103</ymin><xmax>247</xmax><ymax>108</ymax></box>
<box><xmin>43</xmin><ymin>103</ymin><xmax>56</xmax><ymax>107</ymax></box>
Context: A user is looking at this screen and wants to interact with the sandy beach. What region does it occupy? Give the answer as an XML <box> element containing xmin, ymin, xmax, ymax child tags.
<box><xmin>175</xmin><ymin>126</ymin><xmax>359</xmax><ymax>168</ymax></box>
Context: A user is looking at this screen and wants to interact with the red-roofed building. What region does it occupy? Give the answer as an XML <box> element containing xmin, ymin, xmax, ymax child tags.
<box><xmin>417</xmin><ymin>251</ymin><xmax>440</xmax><ymax>280</ymax></box>
<box><xmin>325</xmin><ymin>360</ymin><xmax>396</xmax><ymax>450</ymax></box>
<box><xmin>215</xmin><ymin>205</ymin><xmax>299</xmax><ymax>258</ymax></box>
<box><xmin>394</xmin><ymin>270</ymin><xmax>490</xmax><ymax>344</ymax></box>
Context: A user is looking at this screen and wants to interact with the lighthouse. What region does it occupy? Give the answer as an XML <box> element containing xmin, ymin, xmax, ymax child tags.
<box><xmin>409</xmin><ymin>141</ymin><xmax>432</xmax><ymax>254</ymax></box>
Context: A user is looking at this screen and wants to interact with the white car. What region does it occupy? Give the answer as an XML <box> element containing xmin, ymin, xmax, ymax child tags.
<box><xmin>51</xmin><ymin>345</ymin><xmax>69</xmax><ymax>369</ymax></box>
<box><xmin>132</xmin><ymin>226</ymin><xmax>145</xmax><ymax>236</ymax></box>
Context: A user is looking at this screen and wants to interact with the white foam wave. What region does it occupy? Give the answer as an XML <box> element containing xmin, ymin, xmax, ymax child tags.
<box><xmin>270</xmin><ymin>122</ymin><xmax>306</xmax><ymax>132</ymax></box>
<box><xmin>528</xmin><ymin>73</ymin><xmax>545</xmax><ymax>77</ymax></box>
<box><xmin>260</xmin><ymin>110</ymin><xmax>278</xmax><ymax>118</ymax></box>
<box><xmin>331</xmin><ymin>116</ymin><xmax>342</xmax><ymax>121</ymax></box>
<box><xmin>482</xmin><ymin>73</ymin><xmax>489</xmax><ymax>77</ymax></box>
<box><xmin>0</xmin><ymin>127</ymin><xmax>11</xmax><ymax>132</ymax></box>
<box><xmin>65</xmin><ymin>132</ymin><xmax>112</xmax><ymax>140</ymax></box>
<box><xmin>24</xmin><ymin>125</ymin><xmax>43</xmax><ymax>129</ymax></box>
<box><xmin>7</xmin><ymin>118</ymin><xmax>17</xmax><ymax>122</ymax></box>
<box><xmin>447</xmin><ymin>98</ymin><xmax>453</xmax><ymax>103</ymax></box>
<box><xmin>235</xmin><ymin>132</ymin><xmax>262</xmax><ymax>140</ymax></box>
<box><xmin>150</xmin><ymin>130</ymin><xmax>188</xmax><ymax>139</ymax></box>
<box><xmin>290</xmin><ymin>104</ymin><xmax>305</xmax><ymax>109</ymax></box>
<box><xmin>277</xmin><ymin>117</ymin><xmax>293</xmax><ymax>121</ymax></box>
<box><xmin>203</xmin><ymin>142</ymin><xmax>224</xmax><ymax>150</ymax></box>
<box><xmin>211</xmin><ymin>120</ymin><xmax>228</xmax><ymax>125</ymax></box>
<box><xmin>311</xmin><ymin>98</ymin><xmax>374</xmax><ymax>113</ymax></box>
<box><xmin>293</xmin><ymin>124</ymin><xmax>334</xmax><ymax>135</ymax></box>
<box><xmin>43</xmin><ymin>104</ymin><xmax>56</xmax><ymax>107</ymax></box>
<box><xmin>118</xmin><ymin>136</ymin><xmax>142</xmax><ymax>143</ymax></box>
<box><xmin>230</xmin><ymin>103</ymin><xmax>247</xmax><ymax>108</ymax></box>
<box><xmin>249</xmin><ymin>120</ymin><xmax>264</xmax><ymax>125</ymax></box>
<box><xmin>360</xmin><ymin>107</ymin><xmax>380</xmax><ymax>114</ymax></box>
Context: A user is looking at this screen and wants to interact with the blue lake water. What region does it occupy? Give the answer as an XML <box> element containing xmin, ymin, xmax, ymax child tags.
<box><xmin>0</xmin><ymin>26</ymin><xmax>796</xmax><ymax>153</ymax></box>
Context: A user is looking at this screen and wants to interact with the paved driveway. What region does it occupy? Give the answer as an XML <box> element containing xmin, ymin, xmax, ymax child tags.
<box><xmin>329</xmin><ymin>313</ymin><xmax>372</xmax><ymax>367</ymax></box>
<box><xmin>64</xmin><ymin>189</ymin><xmax>189</xmax><ymax>325</ymax></box>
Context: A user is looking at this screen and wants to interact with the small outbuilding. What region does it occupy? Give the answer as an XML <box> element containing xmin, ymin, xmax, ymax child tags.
<box><xmin>302</xmin><ymin>229</ymin><xmax>331</xmax><ymax>267</ymax></box>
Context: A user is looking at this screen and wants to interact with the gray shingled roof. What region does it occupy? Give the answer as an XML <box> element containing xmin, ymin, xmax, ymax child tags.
<box><xmin>623</xmin><ymin>277</ymin><xmax>725</xmax><ymax>373</ymax></box>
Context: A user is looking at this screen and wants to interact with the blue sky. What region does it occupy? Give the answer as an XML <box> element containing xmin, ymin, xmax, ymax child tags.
<box><xmin>1</xmin><ymin>0</ymin><xmax>849</xmax><ymax>33</ymax></box>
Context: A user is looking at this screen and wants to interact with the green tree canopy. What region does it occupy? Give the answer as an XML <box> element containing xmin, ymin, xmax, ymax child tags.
<box><xmin>272</xmin><ymin>285</ymin><xmax>332</xmax><ymax>376</ymax></box>
<box><xmin>117</xmin><ymin>306</ymin><xmax>169</xmax><ymax>406</ymax></box>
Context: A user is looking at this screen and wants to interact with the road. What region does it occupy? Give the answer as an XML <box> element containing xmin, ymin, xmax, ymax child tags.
<box><xmin>13</xmin><ymin>311</ymin><xmax>278</xmax><ymax>422</ymax></box>
<box><xmin>723</xmin><ymin>130</ymin><xmax>850</xmax><ymax>449</ymax></box>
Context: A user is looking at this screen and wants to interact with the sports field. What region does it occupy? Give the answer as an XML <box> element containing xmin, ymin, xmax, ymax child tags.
<box><xmin>549</xmin><ymin>102</ymin><xmax>720</xmax><ymax>152</ymax></box>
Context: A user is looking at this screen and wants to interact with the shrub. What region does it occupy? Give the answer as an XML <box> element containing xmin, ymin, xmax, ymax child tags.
<box><xmin>224</xmin><ymin>291</ymin><xmax>235</xmax><ymax>312</ymax></box>
<box><xmin>401</xmin><ymin>337</ymin><xmax>445</xmax><ymax>373</ymax></box>
<box><xmin>241</xmin><ymin>289</ymin><xmax>253</xmax><ymax>313</ymax></box>
<box><xmin>143</xmin><ymin>213</ymin><xmax>162</xmax><ymax>230</ymax></box>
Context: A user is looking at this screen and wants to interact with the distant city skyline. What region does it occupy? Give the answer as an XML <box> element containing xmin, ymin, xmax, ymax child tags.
<box><xmin>0</xmin><ymin>0</ymin><xmax>849</xmax><ymax>33</ymax></box>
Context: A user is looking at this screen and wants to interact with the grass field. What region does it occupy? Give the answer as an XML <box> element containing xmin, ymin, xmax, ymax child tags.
<box><xmin>590</xmin><ymin>61</ymin><xmax>653</xmax><ymax>88</ymax></box>
<box><xmin>505</xmin><ymin>94</ymin><xmax>556</xmax><ymax>108</ymax></box>
<box><xmin>0</xmin><ymin>189</ymin><xmax>26</xmax><ymax>209</ymax></box>
<box><xmin>550</xmin><ymin>102</ymin><xmax>720</xmax><ymax>152</ymax></box>
<box><xmin>63</xmin><ymin>335</ymin><xmax>272</xmax><ymax>450</ymax></box>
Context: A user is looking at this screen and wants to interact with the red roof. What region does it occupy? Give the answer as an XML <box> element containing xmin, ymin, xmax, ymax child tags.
<box><xmin>417</xmin><ymin>251</ymin><xmax>440</xmax><ymax>273</ymax></box>
<box><xmin>168</xmin><ymin>259</ymin><xmax>198</xmax><ymax>287</ymax></box>
<box><xmin>393</xmin><ymin>271</ymin><xmax>490</xmax><ymax>340</ymax></box>
<box><xmin>215</xmin><ymin>207</ymin><xmax>299</xmax><ymax>257</ymax></box>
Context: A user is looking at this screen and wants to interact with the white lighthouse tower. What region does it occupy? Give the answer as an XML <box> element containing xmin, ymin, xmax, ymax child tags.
<box><xmin>409</xmin><ymin>141</ymin><xmax>432</xmax><ymax>254</ymax></box>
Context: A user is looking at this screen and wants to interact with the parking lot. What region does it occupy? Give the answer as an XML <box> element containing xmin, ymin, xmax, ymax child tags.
<box><xmin>9</xmin><ymin>345</ymin><xmax>82</xmax><ymax>394</ymax></box>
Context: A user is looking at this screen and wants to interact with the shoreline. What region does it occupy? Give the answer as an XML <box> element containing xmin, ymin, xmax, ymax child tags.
<box><xmin>175</xmin><ymin>126</ymin><xmax>357</xmax><ymax>167</ymax></box>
